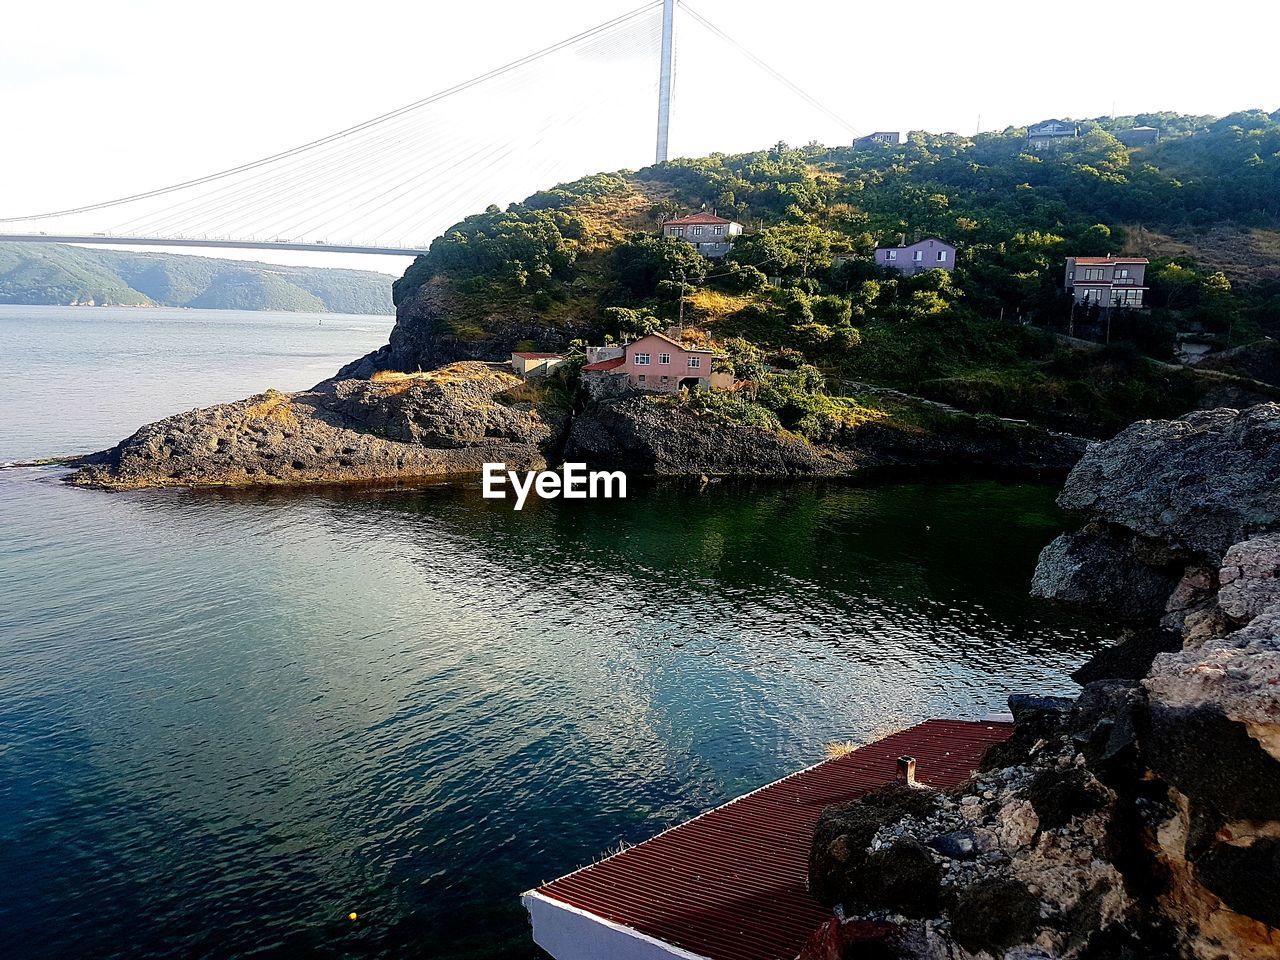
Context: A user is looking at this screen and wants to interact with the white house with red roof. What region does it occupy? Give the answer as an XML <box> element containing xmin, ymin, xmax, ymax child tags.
<box><xmin>510</xmin><ymin>351</ymin><xmax>567</xmax><ymax>378</ymax></box>
<box><xmin>582</xmin><ymin>332</ymin><xmax>726</xmax><ymax>393</ymax></box>
<box><xmin>1064</xmin><ymin>256</ymin><xmax>1149</xmax><ymax>308</ymax></box>
<box><xmin>661</xmin><ymin>212</ymin><xmax>743</xmax><ymax>258</ymax></box>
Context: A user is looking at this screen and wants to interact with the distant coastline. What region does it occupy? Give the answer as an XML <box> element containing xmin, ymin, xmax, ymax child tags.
<box><xmin>0</xmin><ymin>242</ymin><xmax>395</xmax><ymax>315</ymax></box>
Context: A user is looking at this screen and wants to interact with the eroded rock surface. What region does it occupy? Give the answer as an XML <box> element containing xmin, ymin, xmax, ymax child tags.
<box><xmin>69</xmin><ymin>363</ymin><xmax>565</xmax><ymax>489</ymax></box>
<box><xmin>808</xmin><ymin>406</ymin><xmax>1280</xmax><ymax>959</ymax></box>
<box><xmin>565</xmin><ymin>395</ymin><xmax>1086</xmax><ymax>478</ymax></box>
<box><xmin>1054</xmin><ymin>404</ymin><xmax>1280</xmax><ymax>560</ymax></box>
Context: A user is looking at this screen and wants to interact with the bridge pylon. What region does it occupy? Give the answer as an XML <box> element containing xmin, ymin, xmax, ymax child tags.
<box><xmin>655</xmin><ymin>0</ymin><xmax>675</xmax><ymax>163</ymax></box>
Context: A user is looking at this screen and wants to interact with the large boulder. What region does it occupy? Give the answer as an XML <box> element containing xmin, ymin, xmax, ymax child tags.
<box><xmin>1056</xmin><ymin>404</ymin><xmax>1280</xmax><ymax>561</ymax></box>
<box><xmin>1031</xmin><ymin>524</ymin><xmax>1183</xmax><ymax>621</ymax></box>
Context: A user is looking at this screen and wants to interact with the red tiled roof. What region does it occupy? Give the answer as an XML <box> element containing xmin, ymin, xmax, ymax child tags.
<box><xmin>512</xmin><ymin>352</ymin><xmax>565</xmax><ymax>359</ymax></box>
<box><xmin>530</xmin><ymin>719</ymin><xmax>1011</xmax><ymax>960</ymax></box>
<box><xmin>582</xmin><ymin>356</ymin><xmax>626</xmax><ymax>372</ymax></box>
<box><xmin>665</xmin><ymin>213</ymin><xmax>737</xmax><ymax>226</ymax></box>
<box><xmin>1072</xmin><ymin>257</ymin><xmax>1149</xmax><ymax>264</ymax></box>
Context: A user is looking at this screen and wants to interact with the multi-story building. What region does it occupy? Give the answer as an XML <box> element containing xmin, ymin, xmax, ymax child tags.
<box><xmin>661</xmin><ymin>213</ymin><xmax>743</xmax><ymax>258</ymax></box>
<box><xmin>1027</xmin><ymin>119</ymin><xmax>1079</xmax><ymax>150</ymax></box>
<box><xmin>874</xmin><ymin>237</ymin><xmax>956</xmax><ymax>275</ymax></box>
<box><xmin>1064</xmin><ymin>256</ymin><xmax>1149</xmax><ymax>308</ymax></box>
<box><xmin>581</xmin><ymin>332</ymin><xmax>727</xmax><ymax>393</ymax></box>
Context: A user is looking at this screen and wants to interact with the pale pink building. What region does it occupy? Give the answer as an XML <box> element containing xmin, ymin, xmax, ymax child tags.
<box><xmin>582</xmin><ymin>332</ymin><xmax>723</xmax><ymax>392</ymax></box>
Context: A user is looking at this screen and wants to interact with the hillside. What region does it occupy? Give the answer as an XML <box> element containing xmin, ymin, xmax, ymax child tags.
<box><xmin>361</xmin><ymin>109</ymin><xmax>1280</xmax><ymax>439</ymax></box>
<box><xmin>0</xmin><ymin>243</ymin><xmax>394</xmax><ymax>314</ymax></box>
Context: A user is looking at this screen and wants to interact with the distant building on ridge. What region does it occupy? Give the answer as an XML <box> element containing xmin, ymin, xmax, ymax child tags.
<box><xmin>1026</xmin><ymin>119</ymin><xmax>1079</xmax><ymax>149</ymax></box>
<box><xmin>854</xmin><ymin>131</ymin><xmax>906</xmax><ymax>149</ymax></box>
<box><xmin>1116</xmin><ymin>126</ymin><xmax>1160</xmax><ymax>146</ymax></box>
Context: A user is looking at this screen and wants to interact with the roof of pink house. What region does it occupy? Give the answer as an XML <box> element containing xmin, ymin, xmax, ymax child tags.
<box><xmin>527</xmin><ymin>718</ymin><xmax>1012</xmax><ymax>960</ymax></box>
<box><xmin>581</xmin><ymin>356</ymin><xmax>626</xmax><ymax>372</ymax></box>
<box><xmin>664</xmin><ymin>213</ymin><xmax>738</xmax><ymax>226</ymax></box>
<box><xmin>629</xmin><ymin>331</ymin><xmax>713</xmax><ymax>353</ymax></box>
<box><xmin>512</xmin><ymin>352</ymin><xmax>565</xmax><ymax>359</ymax></box>
<box><xmin>1072</xmin><ymin>256</ymin><xmax>1149</xmax><ymax>264</ymax></box>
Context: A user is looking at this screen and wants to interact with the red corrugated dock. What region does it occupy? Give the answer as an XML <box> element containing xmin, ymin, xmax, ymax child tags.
<box><xmin>525</xmin><ymin>719</ymin><xmax>1012</xmax><ymax>960</ymax></box>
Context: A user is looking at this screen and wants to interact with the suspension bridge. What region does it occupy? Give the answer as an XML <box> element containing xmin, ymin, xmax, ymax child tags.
<box><xmin>0</xmin><ymin>1</ymin><xmax>856</xmax><ymax>259</ymax></box>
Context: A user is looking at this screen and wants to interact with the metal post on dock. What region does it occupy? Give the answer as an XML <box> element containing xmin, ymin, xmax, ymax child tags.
<box><xmin>897</xmin><ymin>755</ymin><xmax>917</xmax><ymax>787</ymax></box>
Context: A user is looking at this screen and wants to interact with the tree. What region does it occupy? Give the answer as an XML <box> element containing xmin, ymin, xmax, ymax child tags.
<box><xmin>611</xmin><ymin>234</ymin><xmax>708</xmax><ymax>299</ymax></box>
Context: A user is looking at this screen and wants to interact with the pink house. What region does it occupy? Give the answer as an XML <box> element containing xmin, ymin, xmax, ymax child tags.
<box><xmin>582</xmin><ymin>332</ymin><xmax>721</xmax><ymax>392</ymax></box>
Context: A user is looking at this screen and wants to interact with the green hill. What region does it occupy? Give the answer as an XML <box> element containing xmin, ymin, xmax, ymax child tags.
<box><xmin>0</xmin><ymin>243</ymin><xmax>394</xmax><ymax>314</ymax></box>
<box><xmin>382</xmin><ymin>109</ymin><xmax>1280</xmax><ymax>437</ymax></box>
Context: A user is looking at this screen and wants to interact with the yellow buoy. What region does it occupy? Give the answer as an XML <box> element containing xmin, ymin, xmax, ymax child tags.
<box><xmin>348</xmin><ymin>912</ymin><xmax>358</xmax><ymax>922</ymax></box>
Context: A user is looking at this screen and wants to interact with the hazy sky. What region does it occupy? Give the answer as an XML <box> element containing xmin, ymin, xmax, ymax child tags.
<box><xmin>2</xmin><ymin>0</ymin><xmax>1276</xmax><ymax>272</ymax></box>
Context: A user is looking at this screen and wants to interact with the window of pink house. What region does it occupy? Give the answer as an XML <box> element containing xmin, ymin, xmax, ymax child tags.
<box><xmin>658</xmin><ymin>353</ymin><xmax>670</xmax><ymax>364</ymax></box>
<box><xmin>635</xmin><ymin>352</ymin><xmax>651</xmax><ymax>365</ymax></box>
<box><xmin>688</xmin><ymin>357</ymin><xmax>701</xmax><ymax>368</ymax></box>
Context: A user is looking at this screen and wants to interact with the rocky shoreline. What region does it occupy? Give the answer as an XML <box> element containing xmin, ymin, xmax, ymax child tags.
<box><xmin>66</xmin><ymin>367</ymin><xmax>1086</xmax><ymax>490</ymax></box>
<box><xmin>806</xmin><ymin>402</ymin><xmax>1280</xmax><ymax>959</ymax></box>
<box><xmin>68</xmin><ymin>363</ymin><xmax>564</xmax><ymax>490</ymax></box>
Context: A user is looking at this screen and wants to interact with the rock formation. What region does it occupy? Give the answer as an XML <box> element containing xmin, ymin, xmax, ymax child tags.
<box><xmin>339</xmin><ymin>278</ymin><xmax>587</xmax><ymax>379</ymax></box>
<box><xmin>70</xmin><ymin>363</ymin><xmax>565</xmax><ymax>489</ymax></box>
<box><xmin>807</xmin><ymin>403</ymin><xmax>1280</xmax><ymax>959</ymax></box>
<box><xmin>565</xmin><ymin>396</ymin><xmax>1087</xmax><ymax>478</ymax></box>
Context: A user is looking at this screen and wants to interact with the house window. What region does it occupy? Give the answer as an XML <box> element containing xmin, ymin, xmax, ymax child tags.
<box><xmin>688</xmin><ymin>356</ymin><xmax>701</xmax><ymax>368</ymax></box>
<box><xmin>658</xmin><ymin>353</ymin><xmax>670</xmax><ymax>364</ymax></box>
<box><xmin>1069</xmin><ymin>271</ymin><xmax>1075</xmax><ymax>281</ymax></box>
<box><xmin>661</xmin><ymin>376</ymin><xmax>669</xmax><ymax>383</ymax></box>
<box><xmin>692</xmin><ymin>226</ymin><xmax>703</xmax><ymax>236</ymax></box>
<box><xmin>1085</xmin><ymin>267</ymin><xmax>1104</xmax><ymax>281</ymax></box>
<box><xmin>937</xmin><ymin>250</ymin><xmax>948</xmax><ymax>262</ymax></box>
<box><xmin>1116</xmin><ymin>268</ymin><xmax>1130</xmax><ymax>278</ymax></box>
<box><xmin>713</xmin><ymin>225</ymin><xmax>724</xmax><ymax>235</ymax></box>
<box><xmin>886</xmin><ymin>250</ymin><xmax>897</xmax><ymax>261</ymax></box>
<box><xmin>635</xmin><ymin>352</ymin><xmax>651</xmax><ymax>365</ymax></box>
<box><xmin>913</xmin><ymin>250</ymin><xmax>923</xmax><ymax>262</ymax></box>
<box><xmin>638</xmin><ymin>374</ymin><xmax>646</xmax><ymax>383</ymax></box>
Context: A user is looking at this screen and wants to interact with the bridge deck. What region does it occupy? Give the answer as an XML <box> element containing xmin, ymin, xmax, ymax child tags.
<box><xmin>0</xmin><ymin>234</ymin><xmax>428</xmax><ymax>257</ymax></box>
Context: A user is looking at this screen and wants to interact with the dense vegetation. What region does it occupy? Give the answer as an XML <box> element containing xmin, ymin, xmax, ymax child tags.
<box><xmin>0</xmin><ymin>244</ymin><xmax>395</xmax><ymax>314</ymax></box>
<box><xmin>392</xmin><ymin>110</ymin><xmax>1280</xmax><ymax>437</ymax></box>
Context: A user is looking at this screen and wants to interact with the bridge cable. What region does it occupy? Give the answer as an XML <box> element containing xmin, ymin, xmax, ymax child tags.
<box><xmin>0</xmin><ymin>0</ymin><xmax>662</xmax><ymax>223</ymax></box>
<box><xmin>680</xmin><ymin>3</ymin><xmax>857</xmax><ymax>135</ymax></box>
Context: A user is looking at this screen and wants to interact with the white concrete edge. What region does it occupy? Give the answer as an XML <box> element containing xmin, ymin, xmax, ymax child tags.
<box><xmin>522</xmin><ymin>890</ymin><xmax>714</xmax><ymax>960</ymax></box>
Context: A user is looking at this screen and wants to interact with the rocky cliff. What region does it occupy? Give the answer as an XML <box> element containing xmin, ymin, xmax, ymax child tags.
<box><xmin>69</xmin><ymin>363</ymin><xmax>565</xmax><ymax>489</ymax></box>
<box><xmin>806</xmin><ymin>403</ymin><xmax>1280</xmax><ymax>960</ymax></box>
<box><xmin>565</xmin><ymin>395</ymin><xmax>1087</xmax><ymax>478</ymax></box>
<box><xmin>338</xmin><ymin>278</ymin><xmax>589</xmax><ymax>379</ymax></box>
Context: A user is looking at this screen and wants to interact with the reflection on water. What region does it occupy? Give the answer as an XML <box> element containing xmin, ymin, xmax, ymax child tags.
<box><xmin>0</xmin><ymin>471</ymin><xmax>1109</xmax><ymax>959</ymax></box>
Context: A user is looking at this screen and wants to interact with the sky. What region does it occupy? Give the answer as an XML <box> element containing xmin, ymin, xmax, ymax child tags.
<box><xmin>2</xmin><ymin>0</ymin><xmax>1276</xmax><ymax>274</ymax></box>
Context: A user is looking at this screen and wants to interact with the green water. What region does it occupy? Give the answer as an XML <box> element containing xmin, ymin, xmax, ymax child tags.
<box><xmin>0</xmin><ymin>307</ymin><xmax>1111</xmax><ymax>958</ymax></box>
